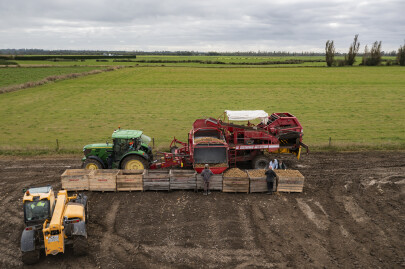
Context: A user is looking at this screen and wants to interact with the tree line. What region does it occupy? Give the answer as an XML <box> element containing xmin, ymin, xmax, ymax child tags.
<box><xmin>325</xmin><ymin>35</ymin><xmax>405</xmax><ymax>66</ymax></box>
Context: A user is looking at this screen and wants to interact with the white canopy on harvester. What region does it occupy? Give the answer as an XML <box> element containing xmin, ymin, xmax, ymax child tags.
<box><xmin>225</xmin><ymin>110</ymin><xmax>269</xmax><ymax>122</ymax></box>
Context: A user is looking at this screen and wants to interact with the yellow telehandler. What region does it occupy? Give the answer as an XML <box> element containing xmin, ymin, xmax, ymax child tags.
<box><xmin>21</xmin><ymin>186</ymin><xmax>88</xmax><ymax>264</ymax></box>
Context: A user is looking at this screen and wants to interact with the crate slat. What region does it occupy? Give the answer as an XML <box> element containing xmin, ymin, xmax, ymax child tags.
<box><xmin>61</xmin><ymin>169</ymin><xmax>94</xmax><ymax>191</ymax></box>
<box><xmin>223</xmin><ymin>176</ymin><xmax>249</xmax><ymax>193</ymax></box>
<box><xmin>247</xmin><ymin>169</ymin><xmax>276</xmax><ymax>193</ymax></box>
<box><xmin>143</xmin><ymin>170</ymin><xmax>170</xmax><ymax>191</ymax></box>
<box><xmin>89</xmin><ymin>170</ymin><xmax>119</xmax><ymax>192</ymax></box>
<box><xmin>275</xmin><ymin>169</ymin><xmax>305</xmax><ymax>193</ymax></box>
<box><xmin>116</xmin><ymin>170</ymin><xmax>144</xmax><ymax>191</ymax></box>
<box><xmin>196</xmin><ymin>174</ymin><xmax>223</xmax><ymax>191</ymax></box>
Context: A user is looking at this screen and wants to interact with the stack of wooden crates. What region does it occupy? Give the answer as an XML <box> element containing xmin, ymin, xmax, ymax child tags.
<box><xmin>61</xmin><ymin>168</ymin><xmax>304</xmax><ymax>193</ymax></box>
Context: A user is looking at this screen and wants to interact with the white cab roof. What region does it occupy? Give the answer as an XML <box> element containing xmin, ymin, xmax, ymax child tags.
<box><xmin>225</xmin><ymin>110</ymin><xmax>269</xmax><ymax>121</ymax></box>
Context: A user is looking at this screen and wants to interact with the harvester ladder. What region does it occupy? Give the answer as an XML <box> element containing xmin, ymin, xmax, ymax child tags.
<box><xmin>229</xmin><ymin>149</ymin><xmax>237</xmax><ymax>168</ymax></box>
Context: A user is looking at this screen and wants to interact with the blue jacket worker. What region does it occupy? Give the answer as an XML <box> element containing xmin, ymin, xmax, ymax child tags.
<box><xmin>201</xmin><ymin>164</ymin><xmax>213</xmax><ymax>195</ymax></box>
<box><xmin>269</xmin><ymin>159</ymin><xmax>278</xmax><ymax>170</ymax></box>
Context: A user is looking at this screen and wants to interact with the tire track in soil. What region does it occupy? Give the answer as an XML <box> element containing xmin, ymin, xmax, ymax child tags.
<box><xmin>337</xmin><ymin>196</ymin><xmax>389</xmax><ymax>246</ymax></box>
<box><xmin>236</xmin><ymin>204</ymin><xmax>256</xmax><ymax>250</ymax></box>
<box><xmin>96</xmin><ymin>198</ymin><xmax>148</xmax><ymax>268</ymax></box>
<box><xmin>99</xmin><ymin>200</ymin><xmax>121</xmax><ymax>267</ymax></box>
<box><xmin>258</xmin><ymin>197</ymin><xmax>334</xmax><ymax>268</ymax></box>
<box><xmin>296</xmin><ymin>198</ymin><xmax>330</xmax><ymax>230</ymax></box>
<box><xmin>249</xmin><ymin>202</ymin><xmax>286</xmax><ymax>267</ymax></box>
<box><xmin>331</xmin><ymin>195</ymin><xmax>396</xmax><ymax>267</ymax></box>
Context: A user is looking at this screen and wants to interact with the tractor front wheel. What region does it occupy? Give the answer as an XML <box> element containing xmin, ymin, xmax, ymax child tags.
<box><xmin>252</xmin><ymin>155</ymin><xmax>269</xmax><ymax>169</ymax></box>
<box><xmin>121</xmin><ymin>155</ymin><xmax>148</xmax><ymax>170</ymax></box>
<box><xmin>83</xmin><ymin>159</ymin><xmax>103</xmax><ymax>170</ymax></box>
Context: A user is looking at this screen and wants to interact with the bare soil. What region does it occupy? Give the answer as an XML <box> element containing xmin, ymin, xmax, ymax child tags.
<box><xmin>0</xmin><ymin>152</ymin><xmax>404</xmax><ymax>268</ymax></box>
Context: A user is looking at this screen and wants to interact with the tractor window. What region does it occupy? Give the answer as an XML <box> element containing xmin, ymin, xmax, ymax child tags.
<box><xmin>141</xmin><ymin>134</ymin><xmax>151</xmax><ymax>144</ymax></box>
<box><xmin>24</xmin><ymin>200</ymin><xmax>50</xmax><ymax>221</ymax></box>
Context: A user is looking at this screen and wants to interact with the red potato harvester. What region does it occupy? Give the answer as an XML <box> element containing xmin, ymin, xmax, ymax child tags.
<box><xmin>150</xmin><ymin>110</ymin><xmax>308</xmax><ymax>174</ymax></box>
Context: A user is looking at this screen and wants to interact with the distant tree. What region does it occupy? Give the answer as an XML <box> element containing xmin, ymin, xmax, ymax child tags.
<box><xmin>325</xmin><ymin>40</ymin><xmax>335</xmax><ymax>67</ymax></box>
<box><xmin>345</xmin><ymin>34</ymin><xmax>360</xmax><ymax>66</ymax></box>
<box><xmin>362</xmin><ymin>41</ymin><xmax>382</xmax><ymax>66</ymax></box>
<box><xmin>362</xmin><ymin>45</ymin><xmax>369</xmax><ymax>65</ymax></box>
<box><xmin>369</xmin><ymin>41</ymin><xmax>382</xmax><ymax>66</ymax></box>
<box><xmin>397</xmin><ymin>43</ymin><xmax>405</xmax><ymax>66</ymax></box>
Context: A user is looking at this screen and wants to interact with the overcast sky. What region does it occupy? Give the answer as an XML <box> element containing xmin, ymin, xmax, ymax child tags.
<box><xmin>0</xmin><ymin>0</ymin><xmax>403</xmax><ymax>52</ymax></box>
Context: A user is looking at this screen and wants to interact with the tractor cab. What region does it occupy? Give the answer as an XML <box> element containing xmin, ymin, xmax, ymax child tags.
<box><xmin>111</xmin><ymin>129</ymin><xmax>150</xmax><ymax>161</ymax></box>
<box><xmin>23</xmin><ymin>186</ymin><xmax>55</xmax><ymax>226</ymax></box>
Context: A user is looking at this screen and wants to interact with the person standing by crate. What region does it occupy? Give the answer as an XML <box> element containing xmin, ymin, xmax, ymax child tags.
<box><xmin>265</xmin><ymin>166</ymin><xmax>277</xmax><ymax>194</ymax></box>
<box><xmin>201</xmin><ymin>164</ymin><xmax>213</xmax><ymax>195</ymax></box>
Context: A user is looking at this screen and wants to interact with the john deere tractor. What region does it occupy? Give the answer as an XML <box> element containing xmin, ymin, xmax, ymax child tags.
<box><xmin>82</xmin><ymin>129</ymin><xmax>153</xmax><ymax>170</ymax></box>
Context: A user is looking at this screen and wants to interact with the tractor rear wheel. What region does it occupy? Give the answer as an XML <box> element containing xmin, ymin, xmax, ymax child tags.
<box><xmin>21</xmin><ymin>249</ymin><xmax>40</xmax><ymax>265</ymax></box>
<box><xmin>121</xmin><ymin>155</ymin><xmax>148</xmax><ymax>170</ymax></box>
<box><xmin>252</xmin><ymin>155</ymin><xmax>269</xmax><ymax>169</ymax></box>
<box><xmin>83</xmin><ymin>159</ymin><xmax>103</xmax><ymax>170</ymax></box>
<box><xmin>73</xmin><ymin>236</ymin><xmax>88</xmax><ymax>256</ymax></box>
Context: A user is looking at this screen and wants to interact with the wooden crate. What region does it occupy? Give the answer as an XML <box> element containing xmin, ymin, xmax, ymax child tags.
<box><xmin>89</xmin><ymin>170</ymin><xmax>119</xmax><ymax>192</ymax></box>
<box><xmin>117</xmin><ymin>170</ymin><xmax>144</xmax><ymax>191</ymax></box>
<box><xmin>275</xmin><ymin>169</ymin><xmax>305</xmax><ymax>193</ymax></box>
<box><xmin>61</xmin><ymin>169</ymin><xmax>93</xmax><ymax>191</ymax></box>
<box><xmin>196</xmin><ymin>174</ymin><xmax>223</xmax><ymax>191</ymax></box>
<box><xmin>222</xmin><ymin>177</ymin><xmax>249</xmax><ymax>193</ymax></box>
<box><xmin>143</xmin><ymin>170</ymin><xmax>170</xmax><ymax>191</ymax></box>
<box><xmin>247</xmin><ymin>170</ymin><xmax>276</xmax><ymax>193</ymax></box>
<box><xmin>169</xmin><ymin>170</ymin><xmax>197</xmax><ymax>190</ymax></box>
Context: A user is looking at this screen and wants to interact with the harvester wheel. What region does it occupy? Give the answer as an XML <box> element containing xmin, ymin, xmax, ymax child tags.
<box><xmin>83</xmin><ymin>159</ymin><xmax>103</xmax><ymax>170</ymax></box>
<box><xmin>21</xmin><ymin>249</ymin><xmax>40</xmax><ymax>265</ymax></box>
<box><xmin>73</xmin><ymin>236</ymin><xmax>88</xmax><ymax>256</ymax></box>
<box><xmin>121</xmin><ymin>155</ymin><xmax>148</xmax><ymax>170</ymax></box>
<box><xmin>252</xmin><ymin>155</ymin><xmax>269</xmax><ymax>169</ymax></box>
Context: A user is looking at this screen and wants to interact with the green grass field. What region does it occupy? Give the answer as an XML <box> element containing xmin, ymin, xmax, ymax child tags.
<box><xmin>0</xmin><ymin>66</ymin><xmax>110</xmax><ymax>88</ymax></box>
<box><xmin>0</xmin><ymin>64</ymin><xmax>404</xmax><ymax>154</ymax></box>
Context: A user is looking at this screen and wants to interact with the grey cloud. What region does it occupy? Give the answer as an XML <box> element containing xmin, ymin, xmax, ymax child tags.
<box><xmin>0</xmin><ymin>0</ymin><xmax>404</xmax><ymax>51</ymax></box>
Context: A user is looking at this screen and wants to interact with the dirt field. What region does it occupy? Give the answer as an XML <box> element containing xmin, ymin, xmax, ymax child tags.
<box><xmin>0</xmin><ymin>152</ymin><xmax>404</xmax><ymax>268</ymax></box>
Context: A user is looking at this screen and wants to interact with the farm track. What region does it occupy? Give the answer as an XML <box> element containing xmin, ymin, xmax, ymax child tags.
<box><xmin>0</xmin><ymin>152</ymin><xmax>404</xmax><ymax>268</ymax></box>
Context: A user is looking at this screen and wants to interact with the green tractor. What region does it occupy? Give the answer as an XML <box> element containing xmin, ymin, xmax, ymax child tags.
<box><xmin>82</xmin><ymin>129</ymin><xmax>153</xmax><ymax>170</ymax></box>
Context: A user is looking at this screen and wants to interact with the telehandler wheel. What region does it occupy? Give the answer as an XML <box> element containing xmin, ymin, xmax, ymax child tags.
<box><xmin>252</xmin><ymin>155</ymin><xmax>270</xmax><ymax>169</ymax></box>
<box><xmin>121</xmin><ymin>155</ymin><xmax>148</xmax><ymax>170</ymax></box>
<box><xmin>83</xmin><ymin>159</ymin><xmax>103</xmax><ymax>170</ymax></box>
<box><xmin>21</xmin><ymin>249</ymin><xmax>40</xmax><ymax>265</ymax></box>
<box><xmin>73</xmin><ymin>236</ymin><xmax>88</xmax><ymax>256</ymax></box>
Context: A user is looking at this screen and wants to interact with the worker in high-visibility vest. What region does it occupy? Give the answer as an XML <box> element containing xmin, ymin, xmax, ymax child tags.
<box><xmin>30</xmin><ymin>201</ymin><xmax>46</xmax><ymax>218</ymax></box>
